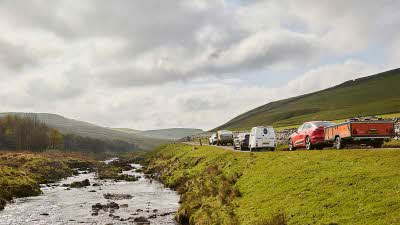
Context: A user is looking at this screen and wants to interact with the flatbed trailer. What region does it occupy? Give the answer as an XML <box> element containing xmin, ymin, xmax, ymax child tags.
<box><xmin>325</xmin><ymin>120</ymin><xmax>395</xmax><ymax>149</ymax></box>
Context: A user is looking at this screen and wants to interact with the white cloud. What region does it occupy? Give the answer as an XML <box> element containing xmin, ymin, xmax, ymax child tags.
<box><xmin>0</xmin><ymin>0</ymin><xmax>398</xmax><ymax>130</ymax></box>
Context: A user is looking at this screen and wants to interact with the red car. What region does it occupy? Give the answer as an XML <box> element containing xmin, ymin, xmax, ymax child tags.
<box><xmin>288</xmin><ymin>121</ymin><xmax>336</xmax><ymax>150</ymax></box>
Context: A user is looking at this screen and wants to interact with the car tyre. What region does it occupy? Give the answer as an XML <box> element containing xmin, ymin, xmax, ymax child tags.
<box><xmin>288</xmin><ymin>139</ymin><xmax>296</xmax><ymax>151</ymax></box>
<box><xmin>305</xmin><ymin>136</ymin><xmax>313</xmax><ymax>150</ymax></box>
<box><xmin>335</xmin><ymin>136</ymin><xmax>344</xmax><ymax>149</ymax></box>
<box><xmin>372</xmin><ymin>140</ymin><xmax>384</xmax><ymax>148</ymax></box>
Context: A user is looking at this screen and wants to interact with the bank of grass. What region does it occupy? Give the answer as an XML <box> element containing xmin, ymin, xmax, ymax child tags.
<box><xmin>383</xmin><ymin>139</ymin><xmax>400</xmax><ymax>148</ymax></box>
<box><xmin>0</xmin><ymin>151</ymin><xmax>97</xmax><ymax>210</ymax></box>
<box><xmin>147</xmin><ymin>143</ymin><xmax>400</xmax><ymax>225</ymax></box>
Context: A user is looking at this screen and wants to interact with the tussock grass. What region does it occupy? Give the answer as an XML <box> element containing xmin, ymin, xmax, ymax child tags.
<box><xmin>148</xmin><ymin>143</ymin><xmax>400</xmax><ymax>225</ymax></box>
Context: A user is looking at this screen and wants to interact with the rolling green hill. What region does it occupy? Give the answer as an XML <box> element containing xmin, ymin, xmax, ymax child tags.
<box><xmin>139</xmin><ymin>128</ymin><xmax>204</xmax><ymax>140</ymax></box>
<box><xmin>0</xmin><ymin>113</ymin><xmax>169</xmax><ymax>150</ymax></box>
<box><xmin>114</xmin><ymin>127</ymin><xmax>204</xmax><ymax>140</ymax></box>
<box><xmin>112</xmin><ymin>128</ymin><xmax>143</xmax><ymax>134</ymax></box>
<box><xmin>215</xmin><ymin>68</ymin><xmax>400</xmax><ymax>130</ymax></box>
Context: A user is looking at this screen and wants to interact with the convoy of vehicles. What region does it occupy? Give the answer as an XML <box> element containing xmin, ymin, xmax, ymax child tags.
<box><xmin>249</xmin><ymin>126</ymin><xmax>277</xmax><ymax>151</ymax></box>
<box><xmin>208</xmin><ymin>117</ymin><xmax>397</xmax><ymax>152</ymax></box>
<box><xmin>288</xmin><ymin>121</ymin><xmax>336</xmax><ymax>151</ymax></box>
<box><xmin>233</xmin><ymin>133</ymin><xmax>250</xmax><ymax>150</ymax></box>
<box><xmin>324</xmin><ymin>119</ymin><xmax>395</xmax><ymax>149</ymax></box>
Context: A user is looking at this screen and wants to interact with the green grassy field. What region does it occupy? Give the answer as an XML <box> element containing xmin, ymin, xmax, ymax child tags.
<box><xmin>215</xmin><ymin>68</ymin><xmax>400</xmax><ymax>131</ymax></box>
<box><xmin>147</xmin><ymin>143</ymin><xmax>400</xmax><ymax>225</ymax></box>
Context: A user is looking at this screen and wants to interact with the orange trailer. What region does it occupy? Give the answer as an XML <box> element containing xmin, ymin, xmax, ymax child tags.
<box><xmin>324</xmin><ymin>120</ymin><xmax>395</xmax><ymax>149</ymax></box>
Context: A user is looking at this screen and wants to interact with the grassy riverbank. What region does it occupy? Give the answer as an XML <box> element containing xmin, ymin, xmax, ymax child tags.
<box><xmin>0</xmin><ymin>151</ymin><xmax>97</xmax><ymax>210</ymax></box>
<box><xmin>147</xmin><ymin>143</ymin><xmax>400</xmax><ymax>225</ymax></box>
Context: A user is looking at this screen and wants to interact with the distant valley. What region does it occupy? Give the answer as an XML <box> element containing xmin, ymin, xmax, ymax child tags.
<box><xmin>0</xmin><ymin>113</ymin><xmax>201</xmax><ymax>150</ymax></box>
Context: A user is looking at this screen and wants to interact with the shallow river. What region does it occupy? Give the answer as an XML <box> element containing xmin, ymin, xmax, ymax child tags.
<box><xmin>0</xmin><ymin>164</ymin><xmax>180</xmax><ymax>225</ymax></box>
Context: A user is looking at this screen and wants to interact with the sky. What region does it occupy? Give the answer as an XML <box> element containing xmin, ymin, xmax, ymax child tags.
<box><xmin>0</xmin><ymin>0</ymin><xmax>399</xmax><ymax>130</ymax></box>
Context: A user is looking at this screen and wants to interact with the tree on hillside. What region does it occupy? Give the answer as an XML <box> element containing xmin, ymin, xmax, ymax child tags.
<box><xmin>48</xmin><ymin>128</ymin><xmax>64</xmax><ymax>150</ymax></box>
<box><xmin>0</xmin><ymin>115</ymin><xmax>50</xmax><ymax>151</ymax></box>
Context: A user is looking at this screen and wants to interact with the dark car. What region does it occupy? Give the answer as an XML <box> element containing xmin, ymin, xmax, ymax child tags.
<box><xmin>233</xmin><ymin>133</ymin><xmax>250</xmax><ymax>150</ymax></box>
<box><xmin>288</xmin><ymin>121</ymin><xmax>336</xmax><ymax>150</ymax></box>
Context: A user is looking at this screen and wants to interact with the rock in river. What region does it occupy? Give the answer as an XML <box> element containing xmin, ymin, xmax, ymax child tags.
<box><xmin>103</xmin><ymin>193</ymin><xmax>133</xmax><ymax>200</ymax></box>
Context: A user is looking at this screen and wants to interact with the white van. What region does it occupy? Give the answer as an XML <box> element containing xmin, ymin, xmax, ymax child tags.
<box><xmin>249</xmin><ymin>126</ymin><xmax>276</xmax><ymax>151</ymax></box>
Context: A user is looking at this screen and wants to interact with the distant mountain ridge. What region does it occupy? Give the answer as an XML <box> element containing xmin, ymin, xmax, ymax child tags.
<box><xmin>138</xmin><ymin>128</ymin><xmax>204</xmax><ymax>140</ymax></box>
<box><xmin>214</xmin><ymin>68</ymin><xmax>400</xmax><ymax>130</ymax></box>
<box><xmin>112</xmin><ymin>128</ymin><xmax>142</xmax><ymax>134</ymax></box>
<box><xmin>0</xmin><ymin>112</ymin><xmax>169</xmax><ymax>150</ymax></box>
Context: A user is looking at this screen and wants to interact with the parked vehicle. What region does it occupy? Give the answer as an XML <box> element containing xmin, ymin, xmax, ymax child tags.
<box><xmin>249</xmin><ymin>126</ymin><xmax>276</xmax><ymax>151</ymax></box>
<box><xmin>324</xmin><ymin>119</ymin><xmax>395</xmax><ymax>149</ymax></box>
<box><xmin>216</xmin><ymin>130</ymin><xmax>234</xmax><ymax>146</ymax></box>
<box><xmin>288</xmin><ymin>121</ymin><xmax>336</xmax><ymax>151</ymax></box>
<box><xmin>209</xmin><ymin>133</ymin><xmax>218</xmax><ymax>145</ymax></box>
<box><xmin>233</xmin><ymin>133</ymin><xmax>250</xmax><ymax>150</ymax></box>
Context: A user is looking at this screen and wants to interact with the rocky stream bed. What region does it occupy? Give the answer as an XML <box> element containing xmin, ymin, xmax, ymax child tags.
<box><xmin>0</xmin><ymin>164</ymin><xmax>180</xmax><ymax>225</ymax></box>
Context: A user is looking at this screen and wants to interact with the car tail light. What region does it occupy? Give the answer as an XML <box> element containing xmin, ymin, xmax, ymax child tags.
<box><xmin>312</xmin><ymin>129</ymin><xmax>323</xmax><ymax>136</ymax></box>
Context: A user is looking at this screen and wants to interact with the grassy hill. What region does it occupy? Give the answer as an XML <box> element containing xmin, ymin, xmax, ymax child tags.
<box><xmin>147</xmin><ymin>143</ymin><xmax>400</xmax><ymax>224</ymax></box>
<box><xmin>114</xmin><ymin>127</ymin><xmax>204</xmax><ymax>140</ymax></box>
<box><xmin>215</xmin><ymin>68</ymin><xmax>400</xmax><ymax>131</ymax></box>
<box><xmin>112</xmin><ymin>128</ymin><xmax>142</xmax><ymax>134</ymax></box>
<box><xmin>139</xmin><ymin>128</ymin><xmax>204</xmax><ymax>140</ymax></box>
<box><xmin>0</xmin><ymin>113</ymin><xmax>169</xmax><ymax>150</ymax></box>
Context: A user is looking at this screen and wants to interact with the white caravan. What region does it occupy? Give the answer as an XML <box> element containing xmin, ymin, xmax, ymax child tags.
<box><xmin>249</xmin><ymin>126</ymin><xmax>276</xmax><ymax>151</ymax></box>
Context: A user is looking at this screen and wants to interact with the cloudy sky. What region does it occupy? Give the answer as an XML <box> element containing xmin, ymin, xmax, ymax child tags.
<box><xmin>0</xmin><ymin>0</ymin><xmax>399</xmax><ymax>130</ymax></box>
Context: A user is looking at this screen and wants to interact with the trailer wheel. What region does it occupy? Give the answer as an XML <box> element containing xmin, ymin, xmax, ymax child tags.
<box><xmin>288</xmin><ymin>139</ymin><xmax>296</xmax><ymax>151</ymax></box>
<box><xmin>305</xmin><ymin>136</ymin><xmax>313</xmax><ymax>150</ymax></box>
<box><xmin>372</xmin><ymin>140</ymin><xmax>384</xmax><ymax>148</ymax></box>
<box><xmin>335</xmin><ymin>136</ymin><xmax>345</xmax><ymax>149</ymax></box>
